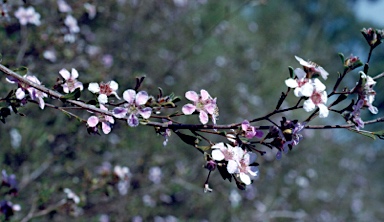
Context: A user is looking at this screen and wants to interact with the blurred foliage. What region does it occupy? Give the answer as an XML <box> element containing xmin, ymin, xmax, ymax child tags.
<box><xmin>1</xmin><ymin>0</ymin><xmax>384</xmax><ymax>221</ymax></box>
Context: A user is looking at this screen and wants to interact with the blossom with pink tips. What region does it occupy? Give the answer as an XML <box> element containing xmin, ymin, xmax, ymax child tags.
<box><xmin>14</xmin><ymin>6</ymin><xmax>41</xmax><ymax>26</ymax></box>
<box><xmin>6</xmin><ymin>75</ymin><xmax>47</xmax><ymax>109</ymax></box>
<box><xmin>87</xmin><ymin>104</ymin><xmax>114</xmax><ymax>134</ymax></box>
<box><xmin>112</xmin><ymin>89</ymin><xmax>152</xmax><ymax>127</ymax></box>
<box><xmin>88</xmin><ymin>81</ymin><xmax>120</xmax><ymax>104</ymax></box>
<box><xmin>59</xmin><ymin>68</ymin><xmax>83</xmax><ymax>93</ymax></box>
<box><xmin>303</xmin><ymin>79</ymin><xmax>328</xmax><ymax>118</ymax></box>
<box><xmin>182</xmin><ymin>89</ymin><xmax>218</xmax><ymax>124</ymax></box>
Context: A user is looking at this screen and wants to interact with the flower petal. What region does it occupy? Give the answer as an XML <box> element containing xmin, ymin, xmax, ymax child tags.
<box><xmin>72</xmin><ymin>68</ymin><xmax>79</xmax><ymax>78</ymax></box>
<box><xmin>285</xmin><ymin>78</ymin><xmax>298</xmax><ymax>88</ymax></box>
<box><xmin>98</xmin><ymin>94</ymin><xmax>108</xmax><ymax>104</ymax></box>
<box><xmin>200</xmin><ymin>89</ymin><xmax>210</xmax><ymax>101</ymax></box>
<box><xmin>59</xmin><ymin>68</ymin><xmax>71</xmax><ymax>80</ymax></box>
<box><xmin>185</xmin><ymin>91</ymin><xmax>199</xmax><ymax>102</ymax></box>
<box><xmin>239</xmin><ymin>173</ymin><xmax>251</xmax><ymax>185</ymax></box>
<box><xmin>123</xmin><ymin>89</ymin><xmax>136</xmax><ymax>104</ymax></box>
<box><xmin>317</xmin><ymin>104</ymin><xmax>329</xmax><ymax>118</ymax></box>
<box><xmin>112</xmin><ymin>107</ymin><xmax>128</xmax><ymax>118</ymax></box>
<box><xmin>139</xmin><ymin>107</ymin><xmax>152</xmax><ymax>119</ymax></box>
<box><xmin>182</xmin><ymin>104</ymin><xmax>196</xmax><ymax>115</ymax></box>
<box><xmin>227</xmin><ymin>160</ymin><xmax>239</xmax><ymax>174</ymax></box>
<box><xmin>127</xmin><ymin>114</ymin><xmax>139</xmax><ymax>127</ymax></box>
<box><xmin>135</xmin><ymin>91</ymin><xmax>149</xmax><ymax>105</ymax></box>
<box><xmin>303</xmin><ymin>99</ymin><xmax>315</xmax><ymax>112</ymax></box>
<box><xmin>313</xmin><ymin>78</ymin><xmax>326</xmax><ymax>92</ymax></box>
<box><xmin>15</xmin><ymin>88</ymin><xmax>25</xmax><ymax>100</ymax></box>
<box><xmin>108</xmin><ymin>80</ymin><xmax>119</xmax><ymax>91</ymax></box>
<box><xmin>211</xmin><ymin>149</ymin><xmax>225</xmax><ymax>161</ymax></box>
<box><xmin>87</xmin><ymin>116</ymin><xmax>99</xmax><ymax>127</ymax></box>
<box><xmin>294</xmin><ymin>68</ymin><xmax>307</xmax><ymax>79</ymax></box>
<box><xmin>101</xmin><ymin>122</ymin><xmax>112</xmax><ymax>134</ymax></box>
<box><xmin>199</xmin><ymin>111</ymin><xmax>209</xmax><ymax>124</ymax></box>
<box><xmin>317</xmin><ymin>67</ymin><xmax>329</xmax><ymax>80</ymax></box>
<box><xmin>88</xmin><ymin>83</ymin><xmax>100</xmax><ymax>93</ymax></box>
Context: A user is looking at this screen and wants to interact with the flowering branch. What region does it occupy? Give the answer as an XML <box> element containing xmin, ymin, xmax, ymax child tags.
<box><xmin>1</xmin><ymin>27</ymin><xmax>384</xmax><ymax>210</ymax></box>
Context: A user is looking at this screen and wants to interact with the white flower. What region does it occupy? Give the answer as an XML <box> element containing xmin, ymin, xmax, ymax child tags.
<box><xmin>57</xmin><ymin>0</ymin><xmax>72</xmax><ymax>13</ymax></box>
<box><xmin>14</xmin><ymin>6</ymin><xmax>41</xmax><ymax>26</ymax></box>
<box><xmin>211</xmin><ymin>142</ymin><xmax>243</xmax><ymax>174</ymax></box>
<box><xmin>64</xmin><ymin>188</ymin><xmax>80</xmax><ymax>204</ymax></box>
<box><xmin>59</xmin><ymin>68</ymin><xmax>83</xmax><ymax>93</ymax></box>
<box><xmin>303</xmin><ymin>79</ymin><xmax>328</xmax><ymax>118</ymax></box>
<box><xmin>88</xmin><ymin>81</ymin><xmax>120</xmax><ymax>104</ymax></box>
<box><xmin>285</xmin><ymin>68</ymin><xmax>314</xmax><ymax>97</ymax></box>
<box><xmin>64</xmin><ymin>14</ymin><xmax>80</xmax><ymax>33</ymax></box>
<box><xmin>237</xmin><ymin>151</ymin><xmax>258</xmax><ymax>185</ymax></box>
<box><xmin>295</xmin><ymin>56</ymin><xmax>329</xmax><ymax>80</ymax></box>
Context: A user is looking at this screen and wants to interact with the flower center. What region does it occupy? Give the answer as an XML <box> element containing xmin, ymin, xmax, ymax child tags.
<box><xmin>99</xmin><ymin>83</ymin><xmax>113</xmax><ymax>95</ymax></box>
<box><xmin>311</xmin><ymin>91</ymin><xmax>322</xmax><ymax>105</ymax></box>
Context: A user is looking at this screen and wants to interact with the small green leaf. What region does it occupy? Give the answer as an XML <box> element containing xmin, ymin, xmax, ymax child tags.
<box><xmin>288</xmin><ymin>66</ymin><xmax>294</xmax><ymax>78</ymax></box>
<box><xmin>0</xmin><ymin>53</ymin><xmax>2</xmax><ymax>62</ymax></box>
<box><xmin>60</xmin><ymin>88</ymin><xmax>81</xmax><ymax>101</ymax></box>
<box><xmin>371</xmin><ymin>130</ymin><xmax>384</xmax><ymax>140</ymax></box>
<box><xmin>13</xmin><ymin>66</ymin><xmax>28</xmax><ymax>75</ymax></box>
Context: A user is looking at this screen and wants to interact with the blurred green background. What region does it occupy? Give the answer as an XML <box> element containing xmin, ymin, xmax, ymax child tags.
<box><xmin>1</xmin><ymin>0</ymin><xmax>384</xmax><ymax>221</ymax></box>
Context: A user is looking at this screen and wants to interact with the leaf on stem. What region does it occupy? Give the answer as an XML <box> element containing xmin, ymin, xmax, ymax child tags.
<box><xmin>338</xmin><ymin>53</ymin><xmax>345</xmax><ymax>66</ymax></box>
<box><xmin>348</xmin><ymin>128</ymin><xmax>376</xmax><ymax>140</ymax></box>
<box><xmin>288</xmin><ymin>66</ymin><xmax>294</xmax><ymax>78</ymax></box>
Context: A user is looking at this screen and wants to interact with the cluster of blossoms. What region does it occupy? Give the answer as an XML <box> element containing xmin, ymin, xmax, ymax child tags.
<box><xmin>285</xmin><ymin>56</ymin><xmax>329</xmax><ymax>118</ymax></box>
<box><xmin>266</xmin><ymin>118</ymin><xmax>305</xmax><ymax>160</ymax></box>
<box><xmin>211</xmin><ymin>142</ymin><xmax>259</xmax><ymax>185</ymax></box>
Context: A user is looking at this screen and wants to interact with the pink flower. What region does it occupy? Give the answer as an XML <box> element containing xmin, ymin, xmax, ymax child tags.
<box><xmin>241</xmin><ymin>120</ymin><xmax>263</xmax><ymax>139</ymax></box>
<box><xmin>303</xmin><ymin>79</ymin><xmax>328</xmax><ymax>118</ymax></box>
<box><xmin>7</xmin><ymin>75</ymin><xmax>47</xmax><ymax>109</ymax></box>
<box><xmin>211</xmin><ymin>142</ymin><xmax>258</xmax><ymax>185</ymax></box>
<box><xmin>87</xmin><ymin>104</ymin><xmax>114</xmax><ymax>134</ymax></box>
<box><xmin>237</xmin><ymin>151</ymin><xmax>258</xmax><ymax>185</ymax></box>
<box><xmin>295</xmin><ymin>56</ymin><xmax>329</xmax><ymax>80</ymax></box>
<box><xmin>88</xmin><ymin>81</ymin><xmax>120</xmax><ymax>104</ymax></box>
<box><xmin>182</xmin><ymin>90</ymin><xmax>218</xmax><ymax>124</ymax></box>
<box><xmin>59</xmin><ymin>68</ymin><xmax>83</xmax><ymax>93</ymax></box>
<box><xmin>112</xmin><ymin>89</ymin><xmax>152</xmax><ymax>127</ymax></box>
<box><xmin>14</xmin><ymin>6</ymin><xmax>41</xmax><ymax>26</ymax></box>
<box><xmin>211</xmin><ymin>142</ymin><xmax>243</xmax><ymax>174</ymax></box>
